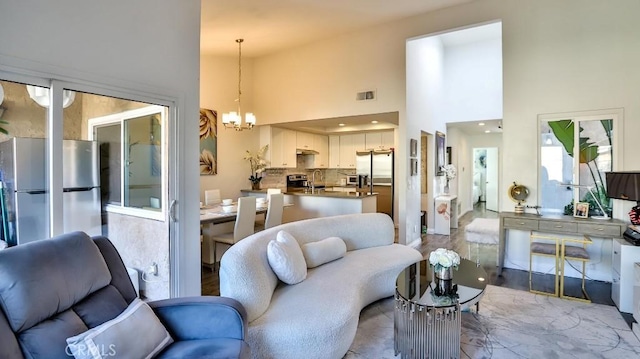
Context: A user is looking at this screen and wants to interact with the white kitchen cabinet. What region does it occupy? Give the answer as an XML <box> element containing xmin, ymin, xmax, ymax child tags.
<box><xmin>365</xmin><ymin>131</ymin><xmax>394</xmax><ymax>151</ymax></box>
<box><xmin>305</xmin><ymin>134</ymin><xmax>329</xmax><ymax>168</ymax></box>
<box><xmin>296</xmin><ymin>131</ymin><xmax>314</xmax><ymax>151</ymax></box>
<box><xmin>612</xmin><ymin>237</ymin><xmax>640</xmax><ymax>313</ymax></box>
<box><xmin>329</xmin><ymin>135</ymin><xmax>340</xmax><ymax>168</ymax></box>
<box><xmin>339</xmin><ymin>133</ymin><xmax>365</xmax><ymax>169</ymax></box>
<box><xmin>260</xmin><ymin>126</ymin><xmax>297</xmax><ymax>168</ymax></box>
<box><xmin>381</xmin><ymin>131</ymin><xmax>394</xmax><ymax>149</ymax></box>
<box><xmin>365</xmin><ymin>132</ymin><xmax>381</xmax><ymax>150</ymax></box>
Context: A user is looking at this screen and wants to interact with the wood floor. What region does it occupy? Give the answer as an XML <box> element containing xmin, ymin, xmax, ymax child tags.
<box><xmin>201</xmin><ymin>202</ymin><xmax>633</xmax><ymax>326</ymax></box>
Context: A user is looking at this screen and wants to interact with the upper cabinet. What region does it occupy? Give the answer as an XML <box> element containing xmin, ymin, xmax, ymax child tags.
<box><xmin>260</xmin><ymin>126</ymin><xmax>297</xmax><ymax>168</ymax></box>
<box><xmin>305</xmin><ymin>134</ymin><xmax>329</xmax><ymax>168</ymax></box>
<box><xmin>365</xmin><ymin>130</ymin><xmax>394</xmax><ymax>151</ymax></box>
<box><xmin>329</xmin><ymin>135</ymin><xmax>340</xmax><ymax>168</ymax></box>
<box><xmin>338</xmin><ymin>133</ymin><xmax>365</xmax><ymax>168</ymax></box>
<box><xmin>296</xmin><ymin>131</ymin><xmax>314</xmax><ymax>151</ymax></box>
<box><xmin>261</xmin><ymin>126</ymin><xmax>329</xmax><ymax>169</ymax></box>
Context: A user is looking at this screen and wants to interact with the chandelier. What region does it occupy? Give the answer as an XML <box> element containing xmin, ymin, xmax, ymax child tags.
<box><xmin>222</xmin><ymin>39</ymin><xmax>256</xmax><ymax>131</ymax></box>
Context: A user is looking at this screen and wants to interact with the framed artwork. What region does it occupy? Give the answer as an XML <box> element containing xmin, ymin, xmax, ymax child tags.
<box><xmin>410</xmin><ymin>158</ymin><xmax>418</xmax><ymax>176</ymax></box>
<box><xmin>410</xmin><ymin>138</ymin><xmax>418</xmax><ymax>157</ymax></box>
<box><xmin>435</xmin><ymin>131</ymin><xmax>446</xmax><ymax>176</ymax></box>
<box><xmin>199</xmin><ymin>108</ymin><xmax>218</xmax><ymax>175</ymax></box>
<box><xmin>574</xmin><ymin>202</ymin><xmax>589</xmax><ymax>218</ymax></box>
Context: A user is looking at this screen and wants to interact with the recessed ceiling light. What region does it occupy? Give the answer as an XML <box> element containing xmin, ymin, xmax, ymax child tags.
<box><xmin>484</xmin><ymin>130</ymin><xmax>491</xmax><ymax>133</ymax></box>
<box><xmin>338</xmin><ymin>123</ymin><xmax>345</xmax><ymax>127</ymax></box>
<box><xmin>371</xmin><ymin>120</ymin><xmax>378</xmax><ymax>124</ymax></box>
<box><xmin>478</xmin><ymin>122</ymin><xmax>485</xmax><ymax>126</ymax></box>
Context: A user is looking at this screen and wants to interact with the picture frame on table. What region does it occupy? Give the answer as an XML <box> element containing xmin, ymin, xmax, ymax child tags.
<box><xmin>435</xmin><ymin>131</ymin><xmax>446</xmax><ymax>176</ymax></box>
<box><xmin>574</xmin><ymin>202</ymin><xmax>589</xmax><ymax>218</ymax></box>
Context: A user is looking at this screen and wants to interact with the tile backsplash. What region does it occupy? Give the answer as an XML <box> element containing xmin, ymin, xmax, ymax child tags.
<box><xmin>258</xmin><ymin>155</ymin><xmax>355</xmax><ymax>190</ymax></box>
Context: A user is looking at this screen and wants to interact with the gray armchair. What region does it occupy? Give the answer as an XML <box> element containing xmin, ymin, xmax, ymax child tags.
<box><xmin>0</xmin><ymin>231</ymin><xmax>250</xmax><ymax>359</ymax></box>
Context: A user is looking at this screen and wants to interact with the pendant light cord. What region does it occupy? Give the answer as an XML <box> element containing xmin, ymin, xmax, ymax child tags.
<box><xmin>236</xmin><ymin>38</ymin><xmax>243</xmax><ymax>115</ymax></box>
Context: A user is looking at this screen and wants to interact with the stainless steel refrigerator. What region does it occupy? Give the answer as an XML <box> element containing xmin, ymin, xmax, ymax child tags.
<box><xmin>356</xmin><ymin>149</ymin><xmax>395</xmax><ymax>218</ymax></box>
<box><xmin>0</xmin><ymin>138</ymin><xmax>101</xmax><ymax>246</ymax></box>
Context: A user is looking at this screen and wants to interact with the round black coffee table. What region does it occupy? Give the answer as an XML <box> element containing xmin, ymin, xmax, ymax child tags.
<box><xmin>394</xmin><ymin>258</ymin><xmax>488</xmax><ymax>359</ymax></box>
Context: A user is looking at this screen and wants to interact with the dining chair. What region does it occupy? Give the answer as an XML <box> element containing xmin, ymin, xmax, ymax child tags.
<box><xmin>210</xmin><ymin>196</ymin><xmax>256</xmax><ymax>271</ymax></box>
<box><xmin>255</xmin><ymin>193</ymin><xmax>284</xmax><ymax>231</ymax></box>
<box><xmin>205</xmin><ymin>189</ymin><xmax>222</xmax><ymax>206</ymax></box>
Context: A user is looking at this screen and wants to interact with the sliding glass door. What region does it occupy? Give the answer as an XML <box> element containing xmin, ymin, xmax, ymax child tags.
<box><xmin>0</xmin><ymin>72</ymin><xmax>177</xmax><ymax>300</ymax></box>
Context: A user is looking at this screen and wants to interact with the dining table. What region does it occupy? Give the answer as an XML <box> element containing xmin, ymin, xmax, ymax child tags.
<box><xmin>199</xmin><ymin>200</ymin><xmax>292</xmax><ymax>225</ymax></box>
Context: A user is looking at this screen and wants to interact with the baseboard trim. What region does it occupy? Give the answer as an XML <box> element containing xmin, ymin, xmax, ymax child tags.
<box><xmin>408</xmin><ymin>238</ymin><xmax>422</xmax><ymax>249</ymax></box>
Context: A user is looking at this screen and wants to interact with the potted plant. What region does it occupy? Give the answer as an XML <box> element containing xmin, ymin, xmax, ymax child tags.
<box><xmin>244</xmin><ymin>145</ymin><xmax>268</xmax><ymax>190</ymax></box>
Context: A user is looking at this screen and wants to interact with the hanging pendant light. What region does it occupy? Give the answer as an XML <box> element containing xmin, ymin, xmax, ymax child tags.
<box><xmin>222</xmin><ymin>39</ymin><xmax>255</xmax><ymax>131</ymax></box>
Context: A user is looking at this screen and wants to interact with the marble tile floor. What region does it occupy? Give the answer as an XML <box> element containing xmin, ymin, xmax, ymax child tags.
<box><xmin>346</xmin><ymin>284</ymin><xmax>640</xmax><ymax>359</ymax></box>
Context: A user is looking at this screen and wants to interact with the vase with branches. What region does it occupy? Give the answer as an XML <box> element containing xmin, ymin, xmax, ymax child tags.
<box><xmin>244</xmin><ymin>145</ymin><xmax>268</xmax><ymax>190</ymax></box>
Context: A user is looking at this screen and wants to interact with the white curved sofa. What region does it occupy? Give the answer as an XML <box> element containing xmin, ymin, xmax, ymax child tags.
<box><xmin>219</xmin><ymin>213</ymin><xmax>423</xmax><ymax>359</ymax></box>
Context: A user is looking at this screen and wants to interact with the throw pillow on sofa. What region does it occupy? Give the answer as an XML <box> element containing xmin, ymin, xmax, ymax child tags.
<box><xmin>66</xmin><ymin>298</ymin><xmax>173</xmax><ymax>359</ymax></box>
<box><xmin>267</xmin><ymin>230</ymin><xmax>307</xmax><ymax>284</ymax></box>
<box><xmin>301</xmin><ymin>236</ymin><xmax>347</xmax><ymax>268</ymax></box>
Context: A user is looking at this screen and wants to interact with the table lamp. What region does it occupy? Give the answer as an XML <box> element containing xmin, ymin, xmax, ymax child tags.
<box><xmin>605</xmin><ymin>172</ymin><xmax>640</xmax><ymax>225</ymax></box>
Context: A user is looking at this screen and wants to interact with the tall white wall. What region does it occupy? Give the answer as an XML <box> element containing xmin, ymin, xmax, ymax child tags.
<box><xmin>0</xmin><ymin>0</ymin><xmax>201</xmax><ymax>297</ymax></box>
<box><xmin>250</xmin><ymin>0</ymin><xmax>640</xmax><ymax>245</ymax></box>
<box><xmin>443</xmin><ymin>38</ymin><xmax>503</xmax><ymax>123</ymax></box>
<box><xmin>407</xmin><ymin>37</ymin><xmax>447</xmax><ymax>241</ymax></box>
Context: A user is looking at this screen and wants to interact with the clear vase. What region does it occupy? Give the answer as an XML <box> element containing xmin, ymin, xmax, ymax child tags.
<box><xmin>251</xmin><ymin>182</ymin><xmax>260</xmax><ymax>190</ymax></box>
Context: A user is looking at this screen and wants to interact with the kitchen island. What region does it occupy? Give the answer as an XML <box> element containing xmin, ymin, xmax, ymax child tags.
<box><xmin>240</xmin><ymin>189</ymin><xmax>377</xmax><ymax>222</ymax></box>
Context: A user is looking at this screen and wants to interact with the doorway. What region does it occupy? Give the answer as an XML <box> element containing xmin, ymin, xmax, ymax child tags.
<box><xmin>473</xmin><ymin>147</ymin><xmax>499</xmax><ymax>212</ymax></box>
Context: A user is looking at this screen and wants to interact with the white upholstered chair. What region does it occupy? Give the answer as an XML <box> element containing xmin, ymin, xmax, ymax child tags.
<box><xmin>210</xmin><ymin>196</ymin><xmax>256</xmax><ymax>271</ymax></box>
<box><xmin>204</xmin><ymin>189</ymin><xmax>221</xmax><ymax>206</ymax></box>
<box><xmin>255</xmin><ymin>193</ymin><xmax>284</xmax><ymax>231</ymax></box>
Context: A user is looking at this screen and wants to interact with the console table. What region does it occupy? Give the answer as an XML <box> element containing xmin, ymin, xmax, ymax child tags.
<box><xmin>434</xmin><ymin>195</ymin><xmax>458</xmax><ymax>235</ymax></box>
<box><xmin>498</xmin><ymin>212</ymin><xmax>627</xmax><ymax>276</ymax></box>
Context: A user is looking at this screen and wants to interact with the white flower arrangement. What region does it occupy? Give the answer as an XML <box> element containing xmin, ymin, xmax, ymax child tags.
<box><xmin>428</xmin><ymin>248</ymin><xmax>460</xmax><ymax>272</ymax></box>
<box><xmin>443</xmin><ymin>164</ymin><xmax>457</xmax><ymax>180</ymax></box>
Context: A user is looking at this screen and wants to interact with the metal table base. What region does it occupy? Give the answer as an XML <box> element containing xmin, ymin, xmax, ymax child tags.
<box><xmin>394</xmin><ymin>291</ymin><xmax>461</xmax><ymax>359</ymax></box>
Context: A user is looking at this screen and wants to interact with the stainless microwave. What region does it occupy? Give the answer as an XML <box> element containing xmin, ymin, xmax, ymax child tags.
<box><xmin>346</xmin><ymin>175</ymin><xmax>358</xmax><ymax>185</ymax></box>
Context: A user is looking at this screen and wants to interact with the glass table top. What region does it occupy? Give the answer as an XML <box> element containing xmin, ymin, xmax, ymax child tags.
<box><xmin>396</xmin><ymin>259</ymin><xmax>488</xmax><ymax>308</ymax></box>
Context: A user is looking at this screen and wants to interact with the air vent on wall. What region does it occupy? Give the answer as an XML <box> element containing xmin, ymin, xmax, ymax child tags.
<box><xmin>356</xmin><ymin>89</ymin><xmax>376</xmax><ymax>101</ymax></box>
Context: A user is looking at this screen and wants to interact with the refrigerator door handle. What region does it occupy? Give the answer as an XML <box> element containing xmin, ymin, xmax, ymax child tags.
<box><xmin>169</xmin><ymin>199</ymin><xmax>177</xmax><ymax>222</ymax></box>
<box><xmin>19</xmin><ymin>190</ymin><xmax>47</xmax><ymax>195</ymax></box>
<box><xmin>63</xmin><ymin>187</ymin><xmax>95</xmax><ymax>192</ymax></box>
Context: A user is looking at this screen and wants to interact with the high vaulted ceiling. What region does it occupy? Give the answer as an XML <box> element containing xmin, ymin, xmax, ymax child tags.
<box><xmin>201</xmin><ymin>0</ymin><xmax>474</xmax><ymax>57</ymax></box>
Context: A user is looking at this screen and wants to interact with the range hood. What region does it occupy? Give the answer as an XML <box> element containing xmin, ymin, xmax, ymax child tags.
<box><xmin>296</xmin><ymin>148</ymin><xmax>319</xmax><ymax>155</ymax></box>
